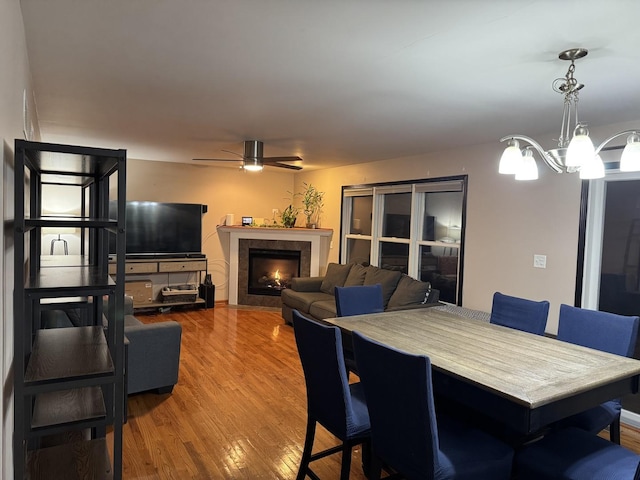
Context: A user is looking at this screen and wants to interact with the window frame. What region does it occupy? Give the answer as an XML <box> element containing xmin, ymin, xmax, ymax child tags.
<box><xmin>340</xmin><ymin>175</ymin><xmax>467</xmax><ymax>305</ymax></box>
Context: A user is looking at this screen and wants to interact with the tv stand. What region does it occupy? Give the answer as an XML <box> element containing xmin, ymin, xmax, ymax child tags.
<box><xmin>122</xmin><ymin>253</ymin><xmax>205</xmax><ymax>260</ymax></box>
<box><xmin>109</xmin><ymin>256</ymin><xmax>209</xmax><ymax>309</ymax></box>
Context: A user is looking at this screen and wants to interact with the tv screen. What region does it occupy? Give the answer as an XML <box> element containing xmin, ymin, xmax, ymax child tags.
<box><xmin>110</xmin><ymin>202</ymin><xmax>204</xmax><ymax>257</ymax></box>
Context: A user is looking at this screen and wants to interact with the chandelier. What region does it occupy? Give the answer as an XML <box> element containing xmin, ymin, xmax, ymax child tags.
<box><xmin>499</xmin><ymin>48</ymin><xmax>640</xmax><ymax>180</ymax></box>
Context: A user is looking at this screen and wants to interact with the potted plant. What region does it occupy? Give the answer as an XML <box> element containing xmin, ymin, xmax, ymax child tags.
<box><xmin>281</xmin><ymin>204</ymin><xmax>299</xmax><ymax>228</ymax></box>
<box><xmin>301</xmin><ymin>182</ymin><xmax>325</xmax><ymax>228</ymax></box>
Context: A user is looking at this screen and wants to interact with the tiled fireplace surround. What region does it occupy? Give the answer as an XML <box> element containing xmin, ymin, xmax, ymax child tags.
<box><xmin>239</xmin><ymin>239</ymin><xmax>311</xmax><ymax>307</ymax></box>
<box><xmin>218</xmin><ymin>226</ymin><xmax>332</xmax><ymax>307</ymax></box>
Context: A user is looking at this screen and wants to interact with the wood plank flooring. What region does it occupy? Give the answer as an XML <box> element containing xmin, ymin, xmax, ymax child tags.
<box><xmin>109</xmin><ymin>304</ymin><xmax>640</xmax><ymax>479</ymax></box>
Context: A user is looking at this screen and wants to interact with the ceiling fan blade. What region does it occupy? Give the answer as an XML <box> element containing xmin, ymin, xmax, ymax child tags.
<box><xmin>263</xmin><ymin>156</ymin><xmax>303</xmax><ymax>163</ymax></box>
<box><xmin>192</xmin><ymin>158</ymin><xmax>241</xmax><ymax>162</ymax></box>
<box><xmin>269</xmin><ymin>162</ymin><xmax>303</xmax><ymax>170</ymax></box>
<box><xmin>221</xmin><ymin>149</ymin><xmax>245</xmax><ymax>158</ymax></box>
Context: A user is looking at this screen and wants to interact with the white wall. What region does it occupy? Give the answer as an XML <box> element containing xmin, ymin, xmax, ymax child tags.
<box><xmin>20</xmin><ymin>96</ymin><xmax>637</xmax><ymax>341</ymax></box>
<box><xmin>125</xmin><ymin>158</ymin><xmax>296</xmax><ymax>302</ymax></box>
<box><xmin>293</xmin><ymin>138</ymin><xmax>587</xmax><ymax>334</ymax></box>
<box><xmin>0</xmin><ymin>0</ymin><xmax>39</xmax><ymax>478</ymax></box>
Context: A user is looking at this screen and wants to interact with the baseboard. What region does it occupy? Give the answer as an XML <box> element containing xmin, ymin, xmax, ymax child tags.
<box><xmin>621</xmin><ymin>409</ymin><xmax>640</xmax><ymax>429</ymax></box>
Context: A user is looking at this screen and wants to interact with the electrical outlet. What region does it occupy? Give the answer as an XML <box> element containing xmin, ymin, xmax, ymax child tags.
<box><xmin>533</xmin><ymin>254</ymin><xmax>547</xmax><ymax>269</ymax></box>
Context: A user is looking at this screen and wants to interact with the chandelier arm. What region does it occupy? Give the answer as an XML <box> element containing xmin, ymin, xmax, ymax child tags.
<box><xmin>500</xmin><ymin>135</ymin><xmax>563</xmax><ymax>173</ymax></box>
<box><xmin>594</xmin><ymin>130</ymin><xmax>639</xmax><ymax>155</ymax></box>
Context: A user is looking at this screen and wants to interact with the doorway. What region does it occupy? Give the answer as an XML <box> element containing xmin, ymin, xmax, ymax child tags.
<box><xmin>582</xmin><ymin>171</ymin><xmax>640</xmax><ymax>419</ymax></box>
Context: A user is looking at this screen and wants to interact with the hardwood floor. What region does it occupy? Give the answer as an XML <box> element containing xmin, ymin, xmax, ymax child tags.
<box><xmin>112</xmin><ymin>304</ymin><xmax>368</xmax><ymax>479</ymax></box>
<box><xmin>110</xmin><ymin>304</ymin><xmax>640</xmax><ymax>479</ymax></box>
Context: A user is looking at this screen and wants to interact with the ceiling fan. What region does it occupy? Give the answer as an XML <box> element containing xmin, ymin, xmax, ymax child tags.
<box><xmin>193</xmin><ymin>140</ymin><xmax>302</xmax><ymax>171</ymax></box>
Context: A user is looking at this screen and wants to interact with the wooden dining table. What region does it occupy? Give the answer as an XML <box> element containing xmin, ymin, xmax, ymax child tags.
<box><xmin>324</xmin><ymin>307</ymin><xmax>640</xmax><ymax>435</ymax></box>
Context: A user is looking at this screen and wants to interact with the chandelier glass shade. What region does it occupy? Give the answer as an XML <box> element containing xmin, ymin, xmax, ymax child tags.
<box><xmin>499</xmin><ymin>48</ymin><xmax>640</xmax><ymax>181</ymax></box>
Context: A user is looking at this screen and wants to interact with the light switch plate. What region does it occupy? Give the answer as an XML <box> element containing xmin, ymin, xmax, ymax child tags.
<box><xmin>533</xmin><ymin>254</ymin><xmax>547</xmax><ymax>269</ymax></box>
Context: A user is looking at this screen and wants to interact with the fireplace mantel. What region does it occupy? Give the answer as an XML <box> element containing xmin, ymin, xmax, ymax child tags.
<box><xmin>218</xmin><ymin>226</ymin><xmax>333</xmax><ymax>305</ymax></box>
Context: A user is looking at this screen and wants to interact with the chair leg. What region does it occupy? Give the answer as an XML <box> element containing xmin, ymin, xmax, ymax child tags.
<box><xmin>340</xmin><ymin>443</ymin><xmax>353</xmax><ymax>480</ymax></box>
<box><xmin>367</xmin><ymin>454</ymin><xmax>383</xmax><ymax>480</ymax></box>
<box><xmin>610</xmin><ymin>416</ymin><xmax>621</xmax><ymax>445</ymax></box>
<box><xmin>297</xmin><ymin>418</ymin><xmax>317</xmax><ymax>480</ymax></box>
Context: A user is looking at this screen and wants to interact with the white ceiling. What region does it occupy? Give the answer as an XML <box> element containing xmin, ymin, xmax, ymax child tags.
<box><xmin>19</xmin><ymin>0</ymin><xmax>640</xmax><ymax>171</ymax></box>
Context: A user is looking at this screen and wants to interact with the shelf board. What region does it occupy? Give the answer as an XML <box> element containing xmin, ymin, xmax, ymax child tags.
<box><xmin>25</xmin><ymin>326</ymin><xmax>114</xmax><ymax>386</ymax></box>
<box><xmin>18</xmin><ymin>139</ymin><xmax>124</xmax><ymax>175</ymax></box>
<box><xmin>40</xmin><ymin>256</ymin><xmax>91</xmax><ymax>268</ymax></box>
<box><xmin>32</xmin><ymin>386</ymin><xmax>106</xmax><ymax>430</ymax></box>
<box><xmin>26</xmin><ymin>216</ymin><xmax>118</xmax><ymax>229</ymax></box>
<box><xmin>134</xmin><ymin>297</ymin><xmax>206</xmax><ymax>310</ymax></box>
<box><xmin>26</xmin><ymin>266</ymin><xmax>114</xmax><ymax>294</ymax></box>
<box><xmin>27</xmin><ymin>438</ymin><xmax>113</xmax><ymax>480</ymax></box>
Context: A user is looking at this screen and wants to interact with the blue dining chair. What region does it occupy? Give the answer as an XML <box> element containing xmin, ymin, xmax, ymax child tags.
<box><xmin>515</xmin><ymin>426</ymin><xmax>640</xmax><ymax>480</ymax></box>
<box><xmin>556</xmin><ymin>304</ymin><xmax>640</xmax><ymax>444</ymax></box>
<box><xmin>490</xmin><ymin>291</ymin><xmax>550</xmax><ymax>335</ymax></box>
<box><xmin>352</xmin><ymin>331</ymin><xmax>514</xmax><ymax>480</ymax></box>
<box><xmin>292</xmin><ymin>310</ymin><xmax>371</xmax><ymax>480</ymax></box>
<box><xmin>335</xmin><ymin>284</ymin><xmax>385</xmax><ymax>374</ymax></box>
<box><xmin>335</xmin><ymin>284</ymin><xmax>384</xmax><ymax>317</ymax></box>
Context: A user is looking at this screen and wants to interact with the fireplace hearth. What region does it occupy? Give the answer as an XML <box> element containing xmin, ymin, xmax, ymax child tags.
<box><xmin>248</xmin><ymin>248</ymin><xmax>301</xmax><ymax>296</ymax></box>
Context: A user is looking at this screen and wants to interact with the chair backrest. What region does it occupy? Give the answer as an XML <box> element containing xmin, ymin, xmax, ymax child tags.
<box><xmin>292</xmin><ymin>310</ymin><xmax>362</xmax><ymax>439</ymax></box>
<box><xmin>490</xmin><ymin>291</ymin><xmax>550</xmax><ymax>335</ymax></box>
<box><xmin>558</xmin><ymin>304</ymin><xmax>640</xmax><ymax>357</ymax></box>
<box><xmin>335</xmin><ymin>284</ymin><xmax>384</xmax><ymax>317</ymax></box>
<box><xmin>352</xmin><ymin>331</ymin><xmax>439</xmax><ymax>478</ymax></box>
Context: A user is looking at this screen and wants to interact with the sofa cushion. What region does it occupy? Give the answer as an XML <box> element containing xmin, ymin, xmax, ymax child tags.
<box><xmin>66</xmin><ymin>308</ymin><xmax>84</xmax><ymax>327</ymax></box>
<box><xmin>388</xmin><ymin>275</ymin><xmax>432</xmax><ymax>308</ymax></box>
<box><xmin>41</xmin><ymin>310</ymin><xmax>74</xmax><ymax>329</ymax></box>
<box><xmin>125</xmin><ymin>315</ymin><xmax>143</xmax><ymax>328</ymax></box>
<box><xmin>281</xmin><ymin>289</ymin><xmax>335</xmax><ymax>313</ymax></box>
<box><xmin>320</xmin><ymin>263</ymin><xmax>353</xmax><ymax>294</ymax></box>
<box><xmin>344</xmin><ymin>263</ymin><xmax>368</xmax><ymax>286</ymax></box>
<box><xmin>364</xmin><ymin>266</ymin><xmax>403</xmax><ymax>307</ymax></box>
<box><xmin>308</xmin><ymin>299</ymin><xmax>339</xmax><ymax>320</ymax></box>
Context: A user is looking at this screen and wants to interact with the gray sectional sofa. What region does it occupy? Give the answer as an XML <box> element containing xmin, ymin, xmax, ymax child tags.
<box><xmin>281</xmin><ymin>262</ymin><xmax>440</xmax><ymax>324</ymax></box>
<box><xmin>41</xmin><ymin>296</ymin><xmax>182</xmax><ymax>395</ymax></box>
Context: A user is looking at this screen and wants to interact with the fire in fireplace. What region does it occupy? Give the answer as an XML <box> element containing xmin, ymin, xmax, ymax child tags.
<box><xmin>248</xmin><ymin>248</ymin><xmax>301</xmax><ymax>296</ymax></box>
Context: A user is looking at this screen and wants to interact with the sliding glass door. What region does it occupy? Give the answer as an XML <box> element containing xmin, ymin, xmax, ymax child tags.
<box><xmin>583</xmin><ymin>171</ymin><xmax>640</xmax><ymax>416</ymax></box>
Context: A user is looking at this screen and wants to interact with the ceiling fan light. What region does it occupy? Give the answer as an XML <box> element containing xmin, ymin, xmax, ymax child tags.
<box><xmin>566</xmin><ymin>125</ymin><xmax>595</xmax><ymax>168</ymax></box>
<box><xmin>499</xmin><ymin>140</ymin><xmax>522</xmax><ymax>174</ymax></box>
<box><xmin>579</xmin><ymin>154</ymin><xmax>605</xmax><ymax>179</ymax></box>
<box><xmin>515</xmin><ymin>150</ymin><xmax>538</xmax><ymax>181</ymax></box>
<box><xmin>620</xmin><ymin>134</ymin><xmax>640</xmax><ymax>172</ymax></box>
<box><xmin>243</xmin><ymin>158</ymin><xmax>263</xmax><ymax>172</ymax></box>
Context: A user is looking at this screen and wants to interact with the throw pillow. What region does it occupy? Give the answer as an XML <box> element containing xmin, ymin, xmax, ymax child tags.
<box><xmin>388</xmin><ymin>275</ymin><xmax>432</xmax><ymax>308</ymax></box>
<box><xmin>344</xmin><ymin>263</ymin><xmax>367</xmax><ymax>286</ymax></box>
<box><xmin>363</xmin><ymin>266</ymin><xmax>402</xmax><ymax>307</ymax></box>
<box><xmin>320</xmin><ymin>263</ymin><xmax>354</xmax><ymax>295</ymax></box>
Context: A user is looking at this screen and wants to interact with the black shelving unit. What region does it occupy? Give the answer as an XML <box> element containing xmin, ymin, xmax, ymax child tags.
<box><xmin>13</xmin><ymin>140</ymin><xmax>126</xmax><ymax>480</ymax></box>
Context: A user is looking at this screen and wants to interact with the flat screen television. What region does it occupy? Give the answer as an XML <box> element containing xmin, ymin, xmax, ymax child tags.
<box><xmin>110</xmin><ymin>201</ymin><xmax>205</xmax><ymax>258</ymax></box>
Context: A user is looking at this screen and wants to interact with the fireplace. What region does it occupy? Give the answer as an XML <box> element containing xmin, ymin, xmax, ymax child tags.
<box><xmin>248</xmin><ymin>248</ymin><xmax>301</xmax><ymax>296</ymax></box>
<box><xmin>219</xmin><ymin>226</ymin><xmax>332</xmax><ymax>306</ymax></box>
<box><xmin>237</xmin><ymin>237</ymin><xmax>314</xmax><ymax>307</ymax></box>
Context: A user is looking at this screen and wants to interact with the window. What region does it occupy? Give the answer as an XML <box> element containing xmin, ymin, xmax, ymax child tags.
<box><xmin>341</xmin><ymin>176</ymin><xmax>466</xmax><ymax>304</ymax></box>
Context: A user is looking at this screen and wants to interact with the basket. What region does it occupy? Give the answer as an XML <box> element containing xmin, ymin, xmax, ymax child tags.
<box><xmin>161</xmin><ymin>284</ymin><xmax>198</xmax><ymax>303</ymax></box>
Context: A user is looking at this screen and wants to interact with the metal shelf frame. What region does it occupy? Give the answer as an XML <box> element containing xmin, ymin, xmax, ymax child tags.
<box><xmin>13</xmin><ymin>140</ymin><xmax>126</xmax><ymax>480</ymax></box>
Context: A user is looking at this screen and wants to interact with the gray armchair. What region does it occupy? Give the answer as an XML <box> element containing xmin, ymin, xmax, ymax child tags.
<box><xmin>41</xmin><ymin>296</ymin><xmax>182</xmax><ymax>395</ymax></box>
<box><xmin>123</xmin><ymin>296</ymin><xmax>182</xmax><ymax>394</ymax></box>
